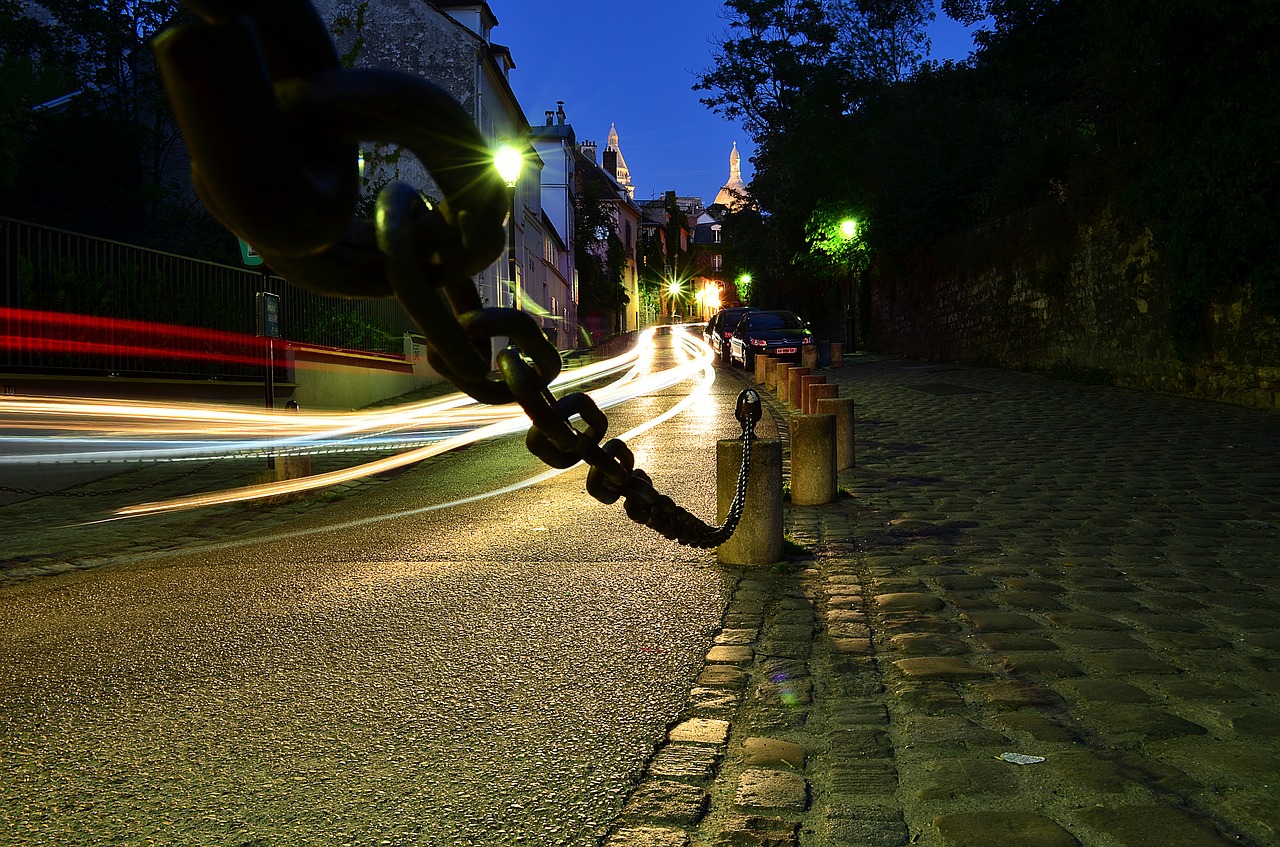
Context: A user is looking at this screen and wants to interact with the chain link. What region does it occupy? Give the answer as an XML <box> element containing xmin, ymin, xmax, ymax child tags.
<box><xmin>153</xmin><ymin>2</ymin><xmax>757</xmax><ymax>548</ymax></box>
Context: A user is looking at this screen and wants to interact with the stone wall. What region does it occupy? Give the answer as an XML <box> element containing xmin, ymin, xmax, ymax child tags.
<box><xmin>867</xmin><ymin>207</ymin><xmax>1280</xmax><ymax>410</ymax></box>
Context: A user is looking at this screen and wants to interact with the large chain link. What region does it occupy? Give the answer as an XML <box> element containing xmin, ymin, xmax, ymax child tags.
<box><xmin>153</xmin><ymin>0</ymin><xmax>757</xmax><ymax>548</ymax></box>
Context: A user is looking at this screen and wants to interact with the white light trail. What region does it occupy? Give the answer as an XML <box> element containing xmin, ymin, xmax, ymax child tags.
<box><xmin>84</xmin><ymin>330</ymin><xmax>719</xmax><ymax>557</ymax></box>
<box><xmin>1</xmin><ymin>326</ymin><xmax>718</xmax><ymax>521</ymax></box>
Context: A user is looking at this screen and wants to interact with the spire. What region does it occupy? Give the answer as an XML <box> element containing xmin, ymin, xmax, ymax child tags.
<box><xmin>713</xmin><ymin>142</ymin><xmax>749</xmax><ymax>209</ymax></box>
<box><xmin>604</xmin><ymin>122</ymin><xmax>634</xmax><ymax>198</ymax></box>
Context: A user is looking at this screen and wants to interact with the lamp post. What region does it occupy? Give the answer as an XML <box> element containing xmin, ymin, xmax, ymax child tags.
<box><xmin>666</xmin><ymin>280</ymin><xmax>683</xmax><ymax>324</ymax></box>
<box><xmin>494</xmin><ymin>144</ymin><xmax>522</xmax><ymax>309</ymax></box>
<box><xmin>839</xmin><ymin>218</ymin><xmax>858</xmax><ymax>352</ymax></box>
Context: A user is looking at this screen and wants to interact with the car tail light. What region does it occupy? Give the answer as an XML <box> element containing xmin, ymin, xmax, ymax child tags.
<box><xmin>750</xmin><ymin>338</ymin><xmax>767</xmax><ymax>347</ymax></box>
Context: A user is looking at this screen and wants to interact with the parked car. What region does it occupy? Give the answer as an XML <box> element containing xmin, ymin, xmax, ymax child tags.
<box><xmin>728</xmin><ymin>310</ymin><xmax>814</xmax><ymax>370</ymax></box>
<box><xmin>703</xmin><ymin>307</ymin><xmax>758</xmax><ymax>363</ymax></box>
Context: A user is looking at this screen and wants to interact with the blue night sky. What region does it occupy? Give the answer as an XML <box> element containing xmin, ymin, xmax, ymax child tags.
<box><xmin>491</xmin><ymin>2</ymin><xmax>985</xmax><ymax>206</ymax></box>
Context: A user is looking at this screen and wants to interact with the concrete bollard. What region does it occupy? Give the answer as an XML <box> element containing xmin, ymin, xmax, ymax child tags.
<box><xmin>790</xmin><ymin>413</ymin><xmax>836</xmax><ymax>505</ymax></box>
<box><xmin>801</xmin><ymin>344</ymin><xmax>818</xmax><ymax>370</ymax></box>
<box><xmin>786</xmin><ymin>367</ymin><xmax>810</xmax><ymax>411</ymax></box>
<box><xmin>277</xmin><ymin>400</ymin><xmax>312</xmax><ymax>481</ymax></box>
<box><xmin>817</xmin><ymin>396</ymin><xmax>855</xmax><ymax>469</ymax></box>
<box><xmin>776</xmin><ymin>362</ymin><xmax>795</xmax><ymax>403</ymax></box>
<box><xmin>829</xmin><ymin>341</ymin><xmax>845</xmax><ymax>368</ymax></box>
<box><xmin>717</xmin><ymin>438</ymin><xmax>783</xmax><ymax>566</ymax></box>
<box><xmin>764</xmin><ymin>357</ymin><xmax>780</xmax><ymax>390</ymax></box>
<box><xmin>800</xmin><ymin>374</ymin><xmax>824</xmax><ymax>414</ymax></box>
<box><xmin>755</xmin><ymin>354</ymin><xmax>773</xmax><ymax>385</ymax></box>
<box><xmin>807</xmin><ymin>382</ymin><xmax>837</xmax><ymax>416</ymax></box>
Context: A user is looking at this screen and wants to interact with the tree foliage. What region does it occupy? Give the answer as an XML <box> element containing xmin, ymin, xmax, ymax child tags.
<box><xmin>0</xmin><ymin>1</ymin><xmax>228</xmax><ymax>259</ymax></box>
<box><xmin>573</xmin><ymin>173</ymin><xmax>628</xmax><ymax>339</ymax></box>
<box><xmin>700</xmin><ymin>0</ymin><xmax>1280</xmax><ymax>354</ymax></box>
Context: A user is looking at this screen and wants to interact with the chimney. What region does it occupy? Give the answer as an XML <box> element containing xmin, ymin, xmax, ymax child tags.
<box><xmin>545</xmin><ymin>110</ymin><xmax>554</xmax><ymax>126</ymax></box>
<box><xmin>602</xmin><ymin>149</ymin><xmax>618</xmax><ymax>179</ymax></box>
<box><xmin>556</xmin><ymin>100</ymin><xmax>566</xmax><ymax>125</ymax></box>
<box><xmin>581</xmin><ymin>140</ymin><xmax>597</xmax><ymax>163</ymax></box>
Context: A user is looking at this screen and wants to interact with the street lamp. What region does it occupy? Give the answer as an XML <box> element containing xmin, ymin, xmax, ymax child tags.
<box><xmin>666</xmin><ymin>280</ymin><xmax>683</xmax><ymax>323</ymax></box>
<box><xmin>494</xmin><ymin>144</ymin><xmax>522</xmax><ymax>309</ymax></box>
<box><xmin>839</xmin><ymin>218</ymin><xmax>858</xmax><ymax>351</ymax></box>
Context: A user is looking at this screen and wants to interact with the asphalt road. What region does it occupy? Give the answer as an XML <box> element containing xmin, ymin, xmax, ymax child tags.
<box><xmin>0</xmin><ymin>333</ymin><xmax>752</xmax><ymax>846</ymax></box>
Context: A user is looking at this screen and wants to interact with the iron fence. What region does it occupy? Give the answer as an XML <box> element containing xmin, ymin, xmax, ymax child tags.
<box><xmin>2</xmin><ymin>217</ymin><xmax>418</xmax><ymax>381</ymax></box>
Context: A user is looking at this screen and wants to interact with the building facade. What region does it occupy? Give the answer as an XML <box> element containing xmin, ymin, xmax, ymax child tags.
<box><xmin>314</xmin><ymin>0</ymin><xmax>550</xmax><ymax>347</ymax></box>
<box><xmin>529</xmin><ymin>102</ymin><xmax>580</xmax><ymax>346</ymax></box>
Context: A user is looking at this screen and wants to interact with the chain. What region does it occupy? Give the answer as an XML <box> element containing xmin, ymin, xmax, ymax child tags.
<box><xmin>152</xmin><ymin>1</ymin><xmax>758</xmax><ymax>548</ymax></box>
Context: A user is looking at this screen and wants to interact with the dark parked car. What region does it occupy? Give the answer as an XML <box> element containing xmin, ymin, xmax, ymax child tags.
<box><xmin>728</xmin><ymin>310</ymin><xmax>814</xmax><ymax>370</ymax></box>
<box><xmin>703</xmin><ymin>307</ymin><xmax>758</xmax><ymax>363</ymax></box>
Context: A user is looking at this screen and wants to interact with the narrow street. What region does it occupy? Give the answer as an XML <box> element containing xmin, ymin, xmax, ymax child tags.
<box><xmin>0</xmin><ymin>331</ymin><xmax>755</xmax><ymax>846</ymax></box>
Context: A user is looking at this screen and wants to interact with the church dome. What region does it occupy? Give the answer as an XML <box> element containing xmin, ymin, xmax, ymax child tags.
<box><xmin>713</xmin><ymin>142</ymin><xmax>748</xmax><ymax>209</ymax></box>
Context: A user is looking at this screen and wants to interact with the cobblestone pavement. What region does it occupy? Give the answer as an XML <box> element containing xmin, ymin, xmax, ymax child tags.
<box><xmin>603</xmin><ymin>356</ymin><xmax>1279</xmax><ymax>847</ymax></box>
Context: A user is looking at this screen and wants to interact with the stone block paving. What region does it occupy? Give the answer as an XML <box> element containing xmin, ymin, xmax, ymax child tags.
<box><xmin>605</xmin><ymin>356</ymin><xmax>1278</xmax><ymax>847</ymax></box>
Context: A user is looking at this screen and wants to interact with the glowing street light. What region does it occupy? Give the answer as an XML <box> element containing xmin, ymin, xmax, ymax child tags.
<box><xmin>494</xmin><ymin>144</ymin><xmax>523</xmax><ymax>187</ymax></box>
<box><xmin>840</xmin><ymin>218</ymin><xmax>858</xmax><ymax>239</ymax></box>
<box><xmin>666</xmin><ymin>280</ymin><xmax>684</xmax><ymax>323</ymax></box>
<box><xmin>695</xmin><ymin>282</ymin><xmax>720</xmax><ymax>318</ymax></box>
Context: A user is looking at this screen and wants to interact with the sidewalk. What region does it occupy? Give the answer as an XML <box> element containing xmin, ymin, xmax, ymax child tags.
<box><xmin>606</xmin><ymin>355</ymin><xmax>1280</xmax><ymax>847</ymax></box>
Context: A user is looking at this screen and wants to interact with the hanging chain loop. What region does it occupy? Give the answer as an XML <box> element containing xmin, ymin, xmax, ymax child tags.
<box><xmin>153</xmin><ymin>1</ymin><xmax>756</xmax><ymax>548</ymax></box>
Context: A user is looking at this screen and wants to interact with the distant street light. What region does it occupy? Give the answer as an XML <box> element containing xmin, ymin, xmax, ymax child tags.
<box><xmin>696</xmin><ymin>282</ymin><xmax>720</xmax><ymax>318</ymax></box>
<box><xmin>666</xmin><ymin>280</ymin><xmax>683</xmax><ymax>323</ymax></box>
<box><xmin>839</xmin><ymin>218</ymin><xmax>858</xmax><ymax>351</ymax></box>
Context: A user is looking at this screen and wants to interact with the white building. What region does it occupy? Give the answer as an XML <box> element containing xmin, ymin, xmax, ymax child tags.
<box><xmin>315</xmin><ymin>0</ymin><xmax>550</xmax><ymax>349</ymax></box>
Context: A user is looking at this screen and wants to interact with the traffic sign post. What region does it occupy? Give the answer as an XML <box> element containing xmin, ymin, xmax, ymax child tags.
<box><xmin>256</xmin><ymin>290</ymin><xmax>281</xmax><ymax>470</ymax></box>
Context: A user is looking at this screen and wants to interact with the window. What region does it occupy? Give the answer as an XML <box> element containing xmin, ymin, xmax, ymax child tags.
<box><xmin>712</xmin><ymin>254</ymin><xmax>723</xmax><ymax>270</ymax></box>
<box><xmin>712</xmin><ymin>225</ymin><xmax>722</xmax><ymax>244</ymax></box>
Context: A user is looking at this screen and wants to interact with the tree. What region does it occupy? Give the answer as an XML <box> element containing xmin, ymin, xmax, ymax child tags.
<box><xmin>694</xmin><ymin>0</ymin><xmax>941</xmax><ymax>327</ymax></box>
<box><xmin>573</xmin><ymin>173</ymin><xmax>627</xmax><ymax>342</ymax></box>
<box><xmin>702</xmin><ymin>0</ymin><xmax>1280</xmax><ymax>361</ymax></box>
<box><xmin>0</xmin><ymin>1</ymin><xmax>227</xmax><ymax>259</ymax></box>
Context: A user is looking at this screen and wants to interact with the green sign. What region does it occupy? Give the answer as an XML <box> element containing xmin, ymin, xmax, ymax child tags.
<box><xmin>238</xmin><ymin>237</ymin><xmax>264</xmax><ymax>267</ymax></box>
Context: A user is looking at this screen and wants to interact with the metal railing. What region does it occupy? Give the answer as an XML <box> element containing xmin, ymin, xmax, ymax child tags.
<box><xmin>2</xmin><ymin>217</ymin><xmax>418</xmax><ymax>380</ymax></box>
